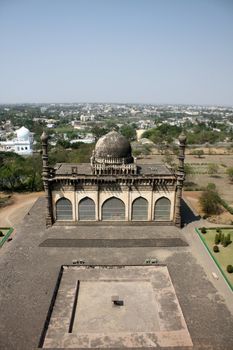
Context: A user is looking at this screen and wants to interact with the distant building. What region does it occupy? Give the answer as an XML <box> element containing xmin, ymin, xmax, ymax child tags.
<box><xmin>0</xmin><ymin>126</ymin><xmax>33</xmax><ymax>155</ymax></box>
<box><xmin>80</xmin><ymin>114</ymin><xmax>95</xmax><ymax>122</ymax></box>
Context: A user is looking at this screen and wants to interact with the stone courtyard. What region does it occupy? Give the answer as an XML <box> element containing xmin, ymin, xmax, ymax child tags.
<box><xmin>0</xmin><ymin>197</ymin><xmax>233</xmax><ymax>349</ymax></box>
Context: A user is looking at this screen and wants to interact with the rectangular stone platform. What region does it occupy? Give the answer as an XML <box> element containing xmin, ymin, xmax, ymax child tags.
<box><xmin>41</xmin><ymin>265</ymin><xmax>193</xmax><ymax>348</ymax></box>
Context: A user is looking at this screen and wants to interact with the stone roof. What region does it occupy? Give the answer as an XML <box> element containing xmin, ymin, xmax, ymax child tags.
<box><xmin>54</xmin><ymin>162</ymin><xmax>174</xmax><ymax>176</ymax></box>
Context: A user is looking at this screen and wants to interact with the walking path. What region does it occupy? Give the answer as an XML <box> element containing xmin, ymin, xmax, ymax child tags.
<box><xmin>183</xmin><ymin>219</ymin><xmax>233</xmax><ymax>315</ymax></box>
<box><xmin>0</xmin><ymin>192</ymin><xmax>43</xmax><ymax>227</ymax></box>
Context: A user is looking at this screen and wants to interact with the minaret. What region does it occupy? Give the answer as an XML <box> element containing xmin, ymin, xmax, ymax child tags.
<box><xmin>175</xmin><ymin>132</ymin><xmax>187</xmax><ymax>227</ymax></box>
<box><xmin>41</xmin><ymin>131</ymin><xmax>53</xmax><ymax>227</ymax></box>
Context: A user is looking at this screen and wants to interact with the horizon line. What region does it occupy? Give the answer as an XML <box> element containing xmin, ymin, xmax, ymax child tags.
<box><xmin>0</xmin><ymin>101</ymin><xmax>233</xmax><ymax>108</ymax></box>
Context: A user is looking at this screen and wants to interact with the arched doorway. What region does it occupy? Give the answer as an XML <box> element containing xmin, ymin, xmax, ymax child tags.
<box><xmin>132</xmin><ymin>197</ymin><xmax>148</xmax><ymax>220</ymax></box>
<box><xmin>56</xmin><ymin>198</ymin><xmax>73</xmax><ymax>220</ymax></box>
<box><xmin>154</xmin><ymin>197</ymin><xmax>171</xmax><ymax>221</ymax></box>
<box><xmin>102</xmin><ymin>197</ymin><xmax>125</xmax><ymax>220</ymax></box>
<box><xmin>79</xmin><ymin>197</ymin><xmax>95</xmax><ymax>220</ymax></box>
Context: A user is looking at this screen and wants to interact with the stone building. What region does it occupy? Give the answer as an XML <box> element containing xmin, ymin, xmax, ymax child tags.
<box><xmin>41</xmin><ymin>130</ymin><xmax>186</xmax><ymax>227</ymax></box>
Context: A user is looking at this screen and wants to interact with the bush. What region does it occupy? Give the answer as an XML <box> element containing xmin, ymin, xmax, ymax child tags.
<box><xmin>214</xmin><ymin>233</ymin><xmax>220</xmax><ymax>245</ymax></box>
<box><xmin>226</xmin><ymin>265</ymin><xmax>233</xmax><ymax>273</ymax></box>
<box><xmin>207</xmin><ymin>163</ymin><xmax>219</xmax><ymax>176</ymax></box>
<box><xmin>219</xmin><ymin>199</ymin><xmax>233</xmax><ymax>215</ymax></box>
<box><xmin>220</xmin><ymin>233</ymin><xmax>225</xmax><ymax>245</ymax></box>
<box><xmin>216</xmin><ymin>228</ymin><xmax>222</xmax><ymax>233</ymax></box>
<box><xmin>226</xmin><ymin>167</ymin><xmax>233</xmax><ymax>183</ymax></box>
<box><xmin>223</xmin><ymin>236</ymin><xmax>228</xmax><ymax>247</ymax></box>
<box><xmin>207</xmin><ymin>183</ymin><xmax>216</xmax><ymax>191</ymax></box>
<box><xmin>213</xmin><ymin>245</ymin><xmax>219</xmax><ymax>253</ymax></box>
<box><xmin>226</xmin><ymin>233</ymin><xmax>231</xmax><ymax>245</ymax></box>
<box><xmin>201</xmin><ymin>227</ymin><xmax>207</xmax><ymax>234</ymax></box>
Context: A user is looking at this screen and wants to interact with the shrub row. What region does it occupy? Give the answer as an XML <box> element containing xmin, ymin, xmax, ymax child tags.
<box><xmin>215</xmin><ymin>232</ymin><xmax>231</xmax><ymax>247</ymax></box>
<box><xmin>220</xmin><ymin>199</ymin><xmax>233</xmax><ymax>215</ymax></box>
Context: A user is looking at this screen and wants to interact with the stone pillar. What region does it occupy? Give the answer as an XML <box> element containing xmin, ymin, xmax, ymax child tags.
<box><xmin>175</xmin><ymin>132</ymin><xmax>187</xmax><ymax>227</ymax></box>
<box><xmin>41</xmin><ymin>131</ymin><xmax>53</xmax><ymax>227</ymax></box>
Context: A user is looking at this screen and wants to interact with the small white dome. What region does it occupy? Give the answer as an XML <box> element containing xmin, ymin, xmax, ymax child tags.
<box><xmin>16</xmin><ymin>126</ymin><xmax>30</xmax><ymax>141</ymax></box>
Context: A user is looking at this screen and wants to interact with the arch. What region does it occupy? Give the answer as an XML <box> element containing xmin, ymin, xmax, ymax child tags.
<box><xmin>102</xmin><ymin>197</ymin><xmax>125</xmax><ymax>221</ymax></box>
<box><xmin>154</xmin><ymin>197</ymin><xmax>171</xmax><ymax>221</ymax></box>
<box><xmin>56</xmin><ymin>197</ymin><xmax>73</xmax><ymax>221</ymax></box>
<box><xmin>78</xmin><ymin>197</ymin><xmax>95</xmax><ymax>221</ymax></box>
<box><xmin>132</xmin><ymin>197</ymin><xmax>148</xmax><ymax>221</ymax></box>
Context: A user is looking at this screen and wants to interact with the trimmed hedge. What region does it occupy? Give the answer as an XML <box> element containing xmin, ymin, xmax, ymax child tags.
<box><xmin>226</xmin><ymin>265</ymin><xmax>233</xmax><ymax>273</ymax></box>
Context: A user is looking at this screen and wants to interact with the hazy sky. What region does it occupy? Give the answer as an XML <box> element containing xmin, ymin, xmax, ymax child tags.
<box><xmin>0</xmin><ymin>0</ymin><xmax>233</xmax><ymax>105</ymax></box>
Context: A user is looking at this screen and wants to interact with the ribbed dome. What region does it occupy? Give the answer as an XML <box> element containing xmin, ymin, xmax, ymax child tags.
<box><xmin>95</xmin><ymin>131</ymin><xmax>133</xmax><ymax>163</ymax></box>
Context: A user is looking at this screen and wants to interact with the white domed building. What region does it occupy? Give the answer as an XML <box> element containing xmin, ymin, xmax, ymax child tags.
<box><xmin>41</xmin><ymin>130</ymin><xmax>186</xmax><ymax>227</ymax></box>
<box><xmin>0</xmin><ymin>126</ymin><xmax>33</xmax><ymax>155</ymax></box>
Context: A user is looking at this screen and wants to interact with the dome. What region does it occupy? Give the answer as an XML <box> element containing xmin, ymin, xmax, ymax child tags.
<box><xmin>16</xmin><ymin>126</ymin><xmax>30</xmax><ymax>141</ymax></box>
<box><xmin>94</xmin><ymin>131</ymin><xmax>133</xmax><ymax>164</ymax></box>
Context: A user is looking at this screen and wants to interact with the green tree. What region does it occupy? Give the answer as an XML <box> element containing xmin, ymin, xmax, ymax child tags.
<box><xmin>207</xmin><ymin>163</ymin><xmax>219</xmax><ymax>176</ymax></box>
<box><xmin>24</xmin><ymin>155</ymin><xmax>43</xmax><ymax>191</ymax></box>
<box><xmin>184</xmin><ymin>164</ymin><xmax>194</xmax><ymax>177</ymax></box>
<box><xmin>91</xmin><ymin>126</ymin><xmax>108</xmax><ymax>140</ymax></box>
<box><xmin>162</xmin><ymin>151</ymin><xmax>175</xmax><ymax>167</ymax></box>
<box><xmin>226</xmin><ymin>167</ymin><xmax>233</xmax><ymax>182</ymax></box>
<box><xmin>199</xmin><ymin>188</ymin><xmax>221</xmax><ymax>216</ymax></box>
<box><xmin>119</xmin><ymin>125</ymin><xmax>136</xmax><ymax>141</ymax></box>
<box><xmin>193</xmin><ymin>149</ymin><xmax>204</xmax><ymax>158</ymax></box>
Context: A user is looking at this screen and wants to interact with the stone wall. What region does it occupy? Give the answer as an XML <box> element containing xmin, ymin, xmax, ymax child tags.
<box><xmin>52</xmin><ymin>185</ymin><xmax>176</xmax><ymax>222</ymax></box>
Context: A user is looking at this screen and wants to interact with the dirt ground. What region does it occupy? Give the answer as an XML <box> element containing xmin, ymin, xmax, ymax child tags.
<box><xmin>0</xmin><ymin>192</ymin><xmax>44</xmax><ymax>227</ymax></box>
<box><xmin>141</xmin><ymin>154</ymin><xmax>233</xmax><ymax>206</ymax></box>
<box><xmin>183</xmin><ymin>191</ymin><xmax>233</xmax><ymax>225</ymax></box>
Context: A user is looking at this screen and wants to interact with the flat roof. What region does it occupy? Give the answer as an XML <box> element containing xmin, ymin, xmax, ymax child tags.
<box><xmin>54</xmin><ymin>162</ymin><xmax>174</xmax><ymax>176</ymax></box>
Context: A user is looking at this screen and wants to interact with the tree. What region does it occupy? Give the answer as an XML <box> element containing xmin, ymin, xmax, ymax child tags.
<box><xmin>119</xmin><ymin>125</ymin><xmax>136</xmax><ymax>141</ymax></box>
<box><xmin>162</xmin><ymin>151</ymin><xmax>175</xmax><ymax>167</ymax></box>
<box><xmin>207</xmin><ymin>163</ymin><xmax>219</xmax><ymax>176</ymax></box>
<box><xmin>207</xmin><ymin>183</ymin><xmax>216</xmax><ymax>191</ymax></box>
<box><xmin>199</xmin><ymin>188</ymin><xmax>221</xmax><ymax>216</ymax></box>
<box><xmin>184</xmin><ymin>164</ymin><xmax>194</xmax><ymax>178</ymax></box>
<box><xmin>91</xmin><ymin>126</ymin><xmax>108</xmax><ymax>140</ymax></box>
<box><xmin>193</xmin><ymin>149</ymin><xmax>204</xmax><ymax>158</ymax></box>
<box><xmin>226</xmin><ymin>167</ymin><xmax>233</xmax><ymax>182</ymax></box>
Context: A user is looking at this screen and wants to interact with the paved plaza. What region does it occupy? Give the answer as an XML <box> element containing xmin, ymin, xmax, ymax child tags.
<box><xmin>0</xmin><ymin>197</ymin><xmax>233</xmax><ymax>349</ymax></box>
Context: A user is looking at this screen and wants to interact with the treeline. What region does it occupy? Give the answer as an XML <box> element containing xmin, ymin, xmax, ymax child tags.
<box><xmin>0</xmin><ymin>142</ymin><xmax>94</xmax><ymax>192</ymax></box>
<box><xmin>143</xmin><ymin>122</ymin><xmax>233</xmax><ymax>144</ymax></box>
<box><xmin>0</xmin><ymin>152</ymin><xmax>43</xmax><ymax>192</ymax></box>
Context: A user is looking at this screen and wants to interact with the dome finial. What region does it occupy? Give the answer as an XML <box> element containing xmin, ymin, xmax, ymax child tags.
<box><xmin>41</xmin><ymin>131</ymin><xmax>48</xmax><ymax>142</ymax></box>
<box><xmin>178</xmin><ymin>132</ymin><xmax>186</xmax><ymax>144</ymax></box>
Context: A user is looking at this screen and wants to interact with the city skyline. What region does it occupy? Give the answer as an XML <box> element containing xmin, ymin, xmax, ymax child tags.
<box><xmin>0</xmin><ymin>0</ymin><xmax>233</xmax><ymax>105</ymax></box>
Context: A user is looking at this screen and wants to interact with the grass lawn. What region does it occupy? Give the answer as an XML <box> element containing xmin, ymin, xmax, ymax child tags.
<box><xmin>199</xmin><ymin>228</ymin><xmax>233</xmax><ymax>288</ymax></box>
<box><xmin>54</xmin><ymin>126</ymin><xmax>75</xmax><ymax>134</ymax></box>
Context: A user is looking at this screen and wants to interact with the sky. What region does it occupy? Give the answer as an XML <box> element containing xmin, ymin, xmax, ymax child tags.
<box><xmin>0</xmin><ymin>0</ymin><xmax>233</xmax><ymax>105</ymax></box>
